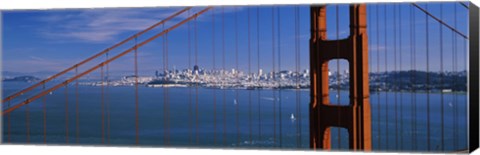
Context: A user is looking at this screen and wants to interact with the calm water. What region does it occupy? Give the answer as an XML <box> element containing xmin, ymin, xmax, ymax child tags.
<box><xmin>2</xmin><ymin>82</ymin><xmax>468</xmax><ymax>152</ymax></box>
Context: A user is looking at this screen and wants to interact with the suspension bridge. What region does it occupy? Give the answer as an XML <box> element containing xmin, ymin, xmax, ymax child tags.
<box><xmin>1</xmin><ymin>2</ymin><xmax>471</xmax><ymax>152</ymax></box>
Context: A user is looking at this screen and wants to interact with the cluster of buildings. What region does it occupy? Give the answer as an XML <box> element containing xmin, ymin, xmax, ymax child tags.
<box><xmin>76</xmin><ymin>65</ymin><xmax>467</xmax><ymax>92</ymax></box>
<box><xmin>82</xmin><ymin>65</ymin><xmax>312</xmax><ymax>90</ymax></box>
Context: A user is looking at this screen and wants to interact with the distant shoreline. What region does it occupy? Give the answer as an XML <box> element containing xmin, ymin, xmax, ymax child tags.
<box><xmin>73</xmin><ymin>83</ymin><xmax>468</xmax><ymax>95</ymax></box>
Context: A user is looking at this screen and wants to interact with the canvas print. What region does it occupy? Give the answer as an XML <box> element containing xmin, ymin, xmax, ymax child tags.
<box><xmin>1</xmin><ymin>1</ymin><xmax>476</xmax><ymax>153</ymax></box>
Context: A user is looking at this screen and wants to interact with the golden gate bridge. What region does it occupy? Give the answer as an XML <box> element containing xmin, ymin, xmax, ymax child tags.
<box><xmin>1</xmin><ymin>2</ymin><xmax>471</xmax><ymax>152</ymax></box>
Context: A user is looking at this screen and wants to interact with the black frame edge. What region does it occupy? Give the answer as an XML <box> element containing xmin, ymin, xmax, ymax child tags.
<box><xmin>469</xmin><ymin>1</ymin><xmax>480</xmax><ymax>153</ymax></box>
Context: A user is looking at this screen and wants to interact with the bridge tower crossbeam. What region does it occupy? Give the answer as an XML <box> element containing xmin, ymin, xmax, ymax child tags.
<box><xmin>309</xmin><ymin>4</ymin><xmax>372</xmax><ymax>151</ymax></box>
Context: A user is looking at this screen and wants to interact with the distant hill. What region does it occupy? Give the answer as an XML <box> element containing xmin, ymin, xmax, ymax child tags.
<box><xmin>371</xmin><ymin>70</ymin><xmax>467</xmax><ymax>92</ymax></box>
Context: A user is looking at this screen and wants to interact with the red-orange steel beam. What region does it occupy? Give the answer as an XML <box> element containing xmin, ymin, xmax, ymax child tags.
<box><xmin>2</xmin><ymin>7</ymin><xmax>213</xmax><ymax>115</ymax></box>
<box><xmin>1</xmin><ymin>7</ymin><xmax>192</xmax><ymax>104</ymax></box>
<box><xmin>310</xmin><ymin>4</ymin><xmax>371</xmax><ymax>151</ymax></box>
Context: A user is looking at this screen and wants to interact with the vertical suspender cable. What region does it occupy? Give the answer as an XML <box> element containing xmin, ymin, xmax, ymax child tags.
<box><xmin>296</xmin><ymin>6</ymin><xmax>302</xmax><ymax>147</ymax></box>
<box><xmin>163</xmin><ymin>24</ymin><xmax>167</xmax><ymax>145</ymax></box>
<box><xmin>411</xmin><ymin>5</ymin><xmax>418</xmax><ymax>151</ymax></box>
<box><xmin>222</xmin><ymin>7</ymin><xmax>227</xmax><ymax>146</ymax></box>
<box><xmin>335</xmin><ymin>5</ymin><xmax>341</xmax><ymax>149</ymax></box>
<box><xmin>276</xmin><ymin>6</ymin><xmax>282</xmax><ymax>148</ymax></box>
<box><xmin>294</xmin><ymin>5</ymin><xmax>298</xmax><ymax>148</ymax></box>
<box><xmin>452</xmin><ymin>29</ymin><xmax>457</xmax><ymax>150</ymax></box>
<box><xmin>212</xmin><ymin>8</ymin><xmax>217</xmax><ymax>145</ymax></box>
<box><xmin>75</xmin><ymin>66</ymin><xmax>80</xmax><ymax>143</ymax></box>
<box><xmin>43</xmin><ymin>84</ymin><xmax>47</xmax><ymax>143</ymax></box>
<box><xmin>248</xmin><ymin>7</ymin><xmax>253</xmax><ymax>144</ymax></box>
<box><xmin>26</xmin><ymin>94</ymin><xmax>30</xmax><ymax>143</ymax></box>
<box><xmin>235</xmin><ymin>7</ymin><xmax>240</xmax><ymax>145</ymax></box>
<box><xmin>462</xmin><ymin>17</ymin><xmax>467</xmax><ymax>151</ymax></box>
<box><xmin>188</xmin><ymin>10</ymin><xmax>193</xmax><ymax>145</ymax></box>
<box><xmin>383</xmin><ymin>4</ymin><xmax>389</xmax><ymax>149</ymax></box>
<box><xmin>106</xmin><ymin>53</ymin><xmax>111</xmax><ymax>144</ymax></box>
<box><xmin>366</xmin><ymin>5</ymin><xmax>375</xmax><ymax>148</ymax></box>
<box><xmin>163</xmin><ymin>28</ymin><xmax>170</xmax><ymax>145</ymax></box>
<box><xmin>295</xmin><ymin>6</ymin><xmax>299</xmax><ymax>147</ymax></box>
<box><xmin>257</xmin><ymin>7</ymin><xmax>262</xmax><ymax>142</ymax></box>
<box><xmin>194</xmin><ymin>14</ymin><xmax>199</xmax><ymax>145</ymax></box>
<box><xmin>101</xmin><ymin>63</ymin><xmax>105</xmax><ymax>144</ymax></box>
<box><xmin>295</xmin><ymin>6</ymin><xmax>301</xmax><ymax>148</ymax></box>
<box><xmin>65</xmin><ymin>82</ymin><xmax>69</xmax><ymax>143</ymax></box>
<box><xmin>134</xmin><ymin>37</ymin><xmax>139</xmax><ymax>145</ymax></box>
<box><xmin>439</xmin><ymin>3</ymin><xmax>444</xmax><ymax>151</ymax></box>
<box><xmin>8</xmin><ymin>100</ymin><xmax>11</xmax><ymax>142</ymax></box>
<box><xmin>162</xmin><ymin>24</ymin><xmax>169</xmax><ymax>145</ymax></box>
<box><xmin>399</xmin><ymin>4</ymin><xmax>404</xmax><ymax>150</ymax></box>
<box><xmin>296</xmin><ymin>6</ymin><xmax>302</xmax><ymax>148</ymax></box>
<box><xmin>166</xmin><ymin>27</ymin><xmax>170</xmax><ymax>145</ymax></box>
<box><xmin>409</xmin><ymin>5</ymin><xmax>414</xmax><ymax>151</ymax></box>
<box><xmin>408</xmin><ymin>5</ymin><xmax>413</xmax><ymax>150</ymax></box>
<box><xmin>464</xmin><ymin>26</ymin><xmax>467</xmax><ymax>149</ymax></box>
<box><xmin>425</xmin><ymin>4</ymin><xmax>431</xmax><ymax>151</ymax></box>
<box><xmin>376</xmin><ymin>5</ymin><xmax>381</xmax><ymax>150</ymax></box>
<box><xmin>393</xmin><ymin>5</ymin><xmax>398</xmax><ymax>150</ymax></box>
<box><xmin>271</xmin><ymin>6</ymin><xmax>277</xmax><ymax>147</ymax></box>
<box><xmin>452</xmin><ymin>4</ymin><xmax>458</xmax><ymax>149</ymax></box>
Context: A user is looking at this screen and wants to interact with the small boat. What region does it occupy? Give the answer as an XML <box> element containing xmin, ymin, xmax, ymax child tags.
<box><xmin>234</xmin><ymin>99</ymin><xmax>237</xmax><ymax>105</ymax></box>
<box><xmin>290</xmin><ymin>113</ymin><xmax>296</xmax><ymax>121</ymax></box>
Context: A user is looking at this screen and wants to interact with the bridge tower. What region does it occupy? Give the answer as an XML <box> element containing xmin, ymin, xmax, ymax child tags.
<box><xmin>309</xmin><ymin>4</ymin><xmax>371</xmax><ymax>151</ymax></box>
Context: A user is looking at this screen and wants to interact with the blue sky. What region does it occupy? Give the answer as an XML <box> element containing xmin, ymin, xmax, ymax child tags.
<box><xmin>1</xmin><ymin>2</ymin><xmax>469</xmax><ymax>76</ymax></box>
